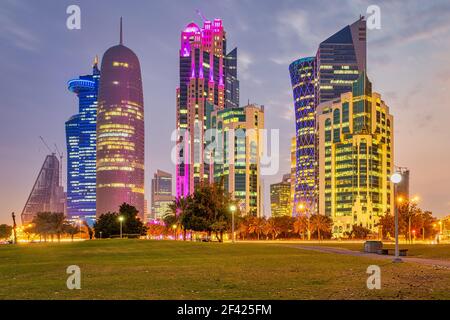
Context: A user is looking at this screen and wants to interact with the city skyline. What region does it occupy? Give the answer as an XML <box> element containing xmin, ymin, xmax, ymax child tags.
<box><xmin>1</xmin><ymin>0</ymin><xmax>450</xmax><ymax>224</ymax></box>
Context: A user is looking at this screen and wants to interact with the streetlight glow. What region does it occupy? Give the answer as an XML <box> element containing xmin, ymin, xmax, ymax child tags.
<box><xmin>390</xmin><ymin>172</ymin><xmax>402</xmax><ymax>184</ymax></box>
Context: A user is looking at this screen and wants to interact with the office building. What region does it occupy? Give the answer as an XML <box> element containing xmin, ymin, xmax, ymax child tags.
<box><xmin>66</xmin><ymin>58</ymin><xmax>100</xmax><ymax>225</ymax></box>
<box><xmin>151</xmin><ymin>170</ymin><xmax>175</xmax><ymax>220</ymax></box>
<box><xmin>96</xmin><ymin>19</ymin><xmax>145</xmax><ymax>219</ymax></box>
<box><xmin>316</xmin><ymin>72</ymin><xmax>394</xmax><ymax>237</ymax></box>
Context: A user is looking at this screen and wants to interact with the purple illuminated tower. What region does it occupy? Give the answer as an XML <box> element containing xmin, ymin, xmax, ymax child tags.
<box><xmin>96</xmin><ymin>19</ymin><xmax>145</xmax><ymax>219</ymax></box>
<box><xmin>176</xmin><ymin>18</ymin><xmax>238</xmax><ymax>198</ymax></box>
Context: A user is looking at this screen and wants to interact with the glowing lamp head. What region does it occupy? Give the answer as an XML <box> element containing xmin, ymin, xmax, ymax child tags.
<box><xmin>172</xmin><ymin>224</ymin><xmax>177</xmax><ymax>230</ymax></box>
<box><xmin>390</xmin><ymin>173</ymin><xmax>402</xmax><ymax>184</ymax></box>
<box><xmin>118</xmin><ymin>216</ymin><xmax>124</xmax><ymax>222</ymax></box>
<box><xmin>298</xmin><ymin>203</ymin><xmax>306</xmax><ymax>211</ymax></box>
<box><xmin>229</xmin><ymin>204</ymin><xmax>237</xmax><ymax>213</ymax></box>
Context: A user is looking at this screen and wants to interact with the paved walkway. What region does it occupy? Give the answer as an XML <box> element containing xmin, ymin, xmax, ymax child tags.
<box><xmin>285</xmin><ymin>245</ymin><xmax>450</xmax><ymax>268</ymax></box>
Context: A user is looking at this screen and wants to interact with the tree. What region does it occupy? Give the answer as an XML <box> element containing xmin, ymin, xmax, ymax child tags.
<box><xmin>63</xmin><ymin>223</ymin><xmax>81</xmax><ymax>241</ymax></box>
<box><xmin>310</xmin><ymin>214</ymin><xmax>333</xmax><ymax>240</ymax></box>
<box><xmin>377</xmin><ymin>212</ymin><xmax>394</xmax><ymax>240</ymax></box>
<box><xmin>236</xmin><ymin>216</ymin><xmax>251</xmax><ymax>240</ymax></box>
<box><xmin>293</xmin><ymin>216</ymin><xmax>309</xmax><ymax>240</ymax></box>
<box><xmin>248</xmin><ymin>217</ymin><xmax>265</xmax><ymax>240</ymax></box>
<box><xmin>0</xmin><ymin>224</ymin><xmax>12</xmax><ymax>240</ymax></box>
<box><xmin>263</xmin><ymin>218</ymin><xmax>280</xmax><ymax>240</ymax></box>
<box><xmin>82</xmin><ymin>221</ymin><xmax>94</xmax><ymax>240</ymax></box>
<box><xmin>347</xmin><ymin>224</ymin><xmax>372</xmax><ymax>239</ymax></box>
<box><xmin>94</xmin><ymin>203</ymin><xmax>148</xmax><ymax>238</ymax></box>
<box><xmin>32</xmin><ymin>212</ymin><xmax>64</xmax><ymax>242</ymax></box>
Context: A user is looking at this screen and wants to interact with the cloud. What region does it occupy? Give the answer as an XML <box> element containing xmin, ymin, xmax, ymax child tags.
<box><xmin>0</xmin><ymin>2</ymin><xmax>40</xmax><ymax>52</ymax></box>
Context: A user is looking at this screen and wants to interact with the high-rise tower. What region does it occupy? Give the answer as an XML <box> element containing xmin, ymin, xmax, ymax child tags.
<box><xmin>290</xmin><ymin>17</ymin><xmax>366</xmax><ymax>214</ymax></box>
<box><xmin>96</xmin><ymin>19</ymin><xmax>145</xmax><ymax>219</ymax></box>
<box><xmin>66</xmin><ymin>58</ymin><xmax>100</xmax><ymax>225</ymax></box>
<box><xmin>176</xmin><ymin>18</ymin><xmax>239</xmax><ymax>198</ymax></box>
<box><xmin>316</xmin><ymin>73</ymin><xmax>394</xmax><ymax>237</ymax></box>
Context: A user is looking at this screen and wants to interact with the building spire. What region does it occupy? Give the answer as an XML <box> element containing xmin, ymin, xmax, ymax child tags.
<box><xmin>93</xmin><ymin>55</ymin><xmax>99</xmax><ymax>67</ymax></box>
<box><xmin>120</xmin><ymin>17</ymin><xmax>123</xmax><ymax>45</ymax></box>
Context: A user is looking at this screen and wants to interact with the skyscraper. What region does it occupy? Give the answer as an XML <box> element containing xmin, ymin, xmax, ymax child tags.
<box><xmin>176</xmin><ymin>18</ymin><xmax>239</xmax><ymax>198</ymax></box>
<box><xmin>96</xmin><ymin>19</ymin><xmax>145</xmax><ymax>219</ymax></box>
<box><xmin>151</xmin><ymin>170</ymin><xmax>174</xmax><ymax>221</ymax></box>
<box><xmin>316</xmin><ymin>73</ymin><xmax>394</xmax><ymax>237</ymax></box>
<box><xmin>270</xmin><ymin>174</ymin><xmax>292</xmax><ymax>218</ymax></box>
<box><xmin>210</xmin><ymin>104</ymin><xmax>264</xmax><ymax>216</ymax></box>
<box><xmin>66</xmin><ymin>58</ymin><xmax>100</xmax><ymax>225</ymax></box>
<box><xmin>289</xmin><ymin>17</ymin><xmax>367</xmax><ymax>214</ymax></box>
<box><xmin>21</xmin><ymin>154</ymin><xmax>65</xmax><ymax>225</ymax></box>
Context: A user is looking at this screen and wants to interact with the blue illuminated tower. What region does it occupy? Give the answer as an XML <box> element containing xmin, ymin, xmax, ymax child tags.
<box><xmin>289</xmin><ymin>17</ymin><xmax>366</xmax><ymax>215</ymax></box>
<box><xmin>65</xmin><ymin>57</ymin><xmax>100</xmax><ymax>225</ymax></box>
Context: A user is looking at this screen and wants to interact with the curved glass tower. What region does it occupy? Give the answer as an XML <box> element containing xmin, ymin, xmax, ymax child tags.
<box><xmin>289</xmin><ymin>57</ymin><xmax>316</xmax><ymax>214</ymax></box>
<box><xmin>96</xmin><ymin>20</ymin><xmax>145</xmax><ymax>219</ymax></box>
<box><xmin>66</xmin><ymin>59</ymin><xmax>100</xmax><ymax>225</ymax></box>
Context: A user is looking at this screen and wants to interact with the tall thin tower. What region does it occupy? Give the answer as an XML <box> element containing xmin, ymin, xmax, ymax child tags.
<box><xmin>176</xmin><ymin>18</ymin><xmax>239</xmax><ymax>198</ymax></box>
<box><xmin>96</xmin><ymin>19</ymin><xmax>145</xmax><ymax>219</ymax></box>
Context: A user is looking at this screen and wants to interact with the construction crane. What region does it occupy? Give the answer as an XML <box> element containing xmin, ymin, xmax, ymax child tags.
<box><xmin>39</xmin><ymin>136</ymin><xmax>53</xmax><ymax>155</ymax></box>
<box><xmin>196</xmin><ymin>9</ymin><xmax>207</xmax><ymax>23</ymax></box>
<box><xmin>54</xmin><ymin>143</ymin><xmax>64</xmax><ymax>187</ymax></box>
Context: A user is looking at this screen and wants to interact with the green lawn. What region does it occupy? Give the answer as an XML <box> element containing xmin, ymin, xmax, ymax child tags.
<box><xmin>0</xmin><ymin>240</ymin><xmax>449</xmax><ymax>300</ymax></box>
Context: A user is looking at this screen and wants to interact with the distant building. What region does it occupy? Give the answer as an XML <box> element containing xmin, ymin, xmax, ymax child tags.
<box><xmin>270</xmin><ymin>175</ymin><xmax>291</xmax><ymax>217</ymax></box>
<box><xmin>317</xmin><ymin>72</ymin><xmax>394</xmax><ymax>237</ymax></box>
<box><xmin>210</xmin><ymin>104</ymin><xmax>264</xmax><ymax>217</ymax></box>
<box><xmin>96</xmin><ymin>19</ymin><xmax>145</xmax><ymax>219</ymax></box>
<box><xmin>21</xmin><ymin>154</ymin><xmax>65</xmax><ymax>225</ymax></box>
<box><xmin>151</xmin><ymin>170</ymin><xmax>174</xmax><ymax>221</ymax></box>
<box><xmin>66</xmin><ymin>58</ymin><xmax>100</xmax><ymax>225</ymax></box>
<box><xmin>290</xmin><ymin>137</ymin><xmax>296</xmax><ymax>215</ymax></box>
<box><xmin>395</xmin><ymin>167</ymin><xmax>410</xmax><ymax>200</ymax></box>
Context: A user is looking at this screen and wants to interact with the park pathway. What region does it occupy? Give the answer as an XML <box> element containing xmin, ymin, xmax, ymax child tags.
<box><xmin>285</xmin><ymin>245</ymin><xmax>450</xmax><ymax>268</ymax></box>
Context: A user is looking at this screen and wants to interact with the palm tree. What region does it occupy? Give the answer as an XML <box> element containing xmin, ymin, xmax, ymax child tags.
<box><xmin>263</xmin><ymin>218</ymin><xmax>280</xmax><ymax>240</ymax></box>
<box><xmin>248</xmin><ymin>217</ymin><xmax>265</xmax><ymax>240</ymax></box>
<box><xmin>237</xmin><ymin>216</ymin><xmax>251</xmax><ymax>240</ymax></box>
<box><xmin>310</xmin><ymin>214</ymin><xmax>333</xmax><ymax>240</ymax></box>
<box><xmin>293</xmin><ymin>215</ymin><xmax>309</xmax><ymax>240</ymax></box>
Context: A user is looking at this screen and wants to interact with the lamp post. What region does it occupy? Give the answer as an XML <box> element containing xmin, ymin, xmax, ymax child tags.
<box><xmin>118</xmin><ymin>216</ymin><xmax>124</xmax><ymax>239</ymax></box>
<box><xmin>230</xmin><ymin>204</ymin><xmax>237</xmax><ymax>243</ymax></box>
<box><xmin>391</xmin><ymin>172</ymin><xmax>402</xmax><ymax>263</ymax></box>
<box><xmin>172</xmin><ymin>224</ymin><xmax>177</xmax><ymax>240</ymax></box>
<box><xmin>297</xmin><ymin>203</ymin><xmax>310</xmax><ymax>240</ymax></box>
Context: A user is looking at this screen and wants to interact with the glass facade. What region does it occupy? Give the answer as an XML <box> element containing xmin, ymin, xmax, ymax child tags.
<box><xmin>66</xmin><ymin>61</ymin><xmax>100</xmax><ymax>225</ymax></box>
<box><xmin>151</xmin><ymin>170</ymin><xmax>174</xmax><ymax>221</ymax></box>
<box><xmin>21</xmin><ymin>154</ymin><xmax>65</xmax><ymax>225</ymax></box>
<box><xmin>317</xmin><ymin>73</ymin><xmax>394</xmax><ymax>237</ymax></box>
<box><xmin>96</xmin><ymin>26</ymin><xmax>145</xmax><ymax>219</ymax></box>
<box><xmin>176</xmin><ymin>19</ymin><xmax>240</xmax><ymax>198</ymax></box>
<box><xmin>289</xmin><ymin>18</ymin><xmax>367</xmax><ymax>215</ymax></box>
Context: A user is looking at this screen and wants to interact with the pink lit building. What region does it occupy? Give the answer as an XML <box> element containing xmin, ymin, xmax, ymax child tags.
<box><xmin>176</xmin><ymin>18</ymin><xmax>239</xmax><ymax>198</ymax></box>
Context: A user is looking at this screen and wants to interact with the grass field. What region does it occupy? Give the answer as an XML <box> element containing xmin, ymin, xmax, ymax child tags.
<box><xmin>0</xmin><ymin>240</ymin><xmax>449</xmax><ymax>300</ymax></box>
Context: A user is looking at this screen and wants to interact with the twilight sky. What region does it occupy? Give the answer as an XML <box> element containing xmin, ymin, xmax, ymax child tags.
<box><xmin>1</xmin><ymin>0</ymin><xmax>450</xmax><ymax>224</ymax></box>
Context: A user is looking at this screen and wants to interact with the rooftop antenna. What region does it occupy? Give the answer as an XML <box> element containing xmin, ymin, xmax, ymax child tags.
<box><xmin>196</xmin><ymin>9</ymin><xmax>207</xmax><ymax>23</ymax></box>
<box><xmin>119</xmin><ymin>17</ymin><xmax>123</xmax><ymax>45</ymax></box>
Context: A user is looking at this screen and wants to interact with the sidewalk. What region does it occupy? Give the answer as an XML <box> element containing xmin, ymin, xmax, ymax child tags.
<box><xmin>285</xmin><ymin>245</ymin><xmax>450</xmax><ymax>268</ymax></box>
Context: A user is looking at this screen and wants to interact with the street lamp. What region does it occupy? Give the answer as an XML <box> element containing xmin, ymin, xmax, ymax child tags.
<box><xmin>230</xmin><ymin>204</ymin><xmax>237</xmax><ymax>243</ymax></box>
<box><xmin>391</xmin><ymin>172</ymin><xmax>403</xmax><ymax>263</ymax></box>
<box><xmin>172</xmin><ymin>224</ymin><xmax>177</xmax><ymax>240</ymax></box>
<box><xmin>297</xmin><ymin>203</ymin><xmax>310</xmax><ymax>240</ymax></box>
<box><xmin>118</xmin><ymin>216</ymin><xmax>124</xmax><ymax>239</ymax></box>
